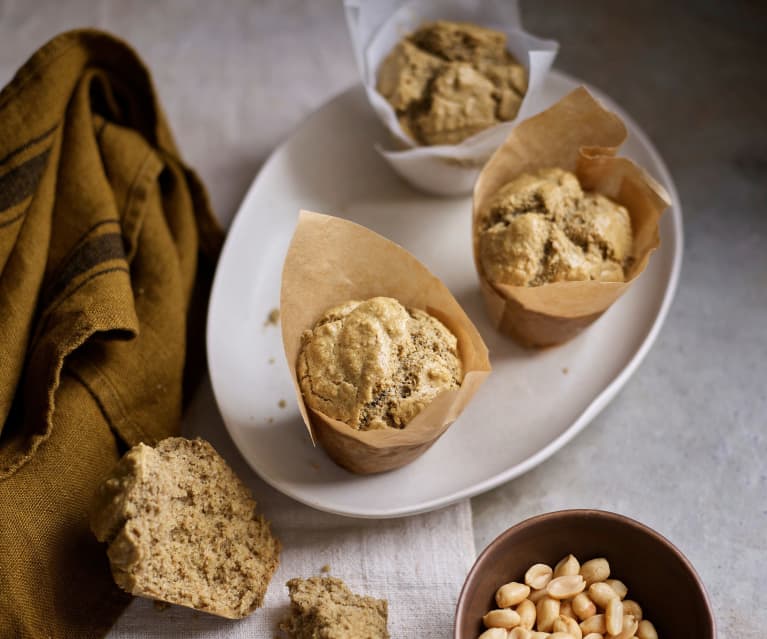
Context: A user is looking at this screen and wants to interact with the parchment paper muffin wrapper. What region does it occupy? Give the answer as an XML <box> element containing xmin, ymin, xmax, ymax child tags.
<box><xmin>344</xmin><ymin>0</ymin><xmax>558</xmax><ymax>196</ymax></box>
<box><xmin>281</xmin><ymin>211</ymin><xmax>491</xmax><ymax>475</ymax></box>
<box><xmin>472</xmin><ymin>87</ymin><xmax>672</xmax><ymax>348</ymax></box>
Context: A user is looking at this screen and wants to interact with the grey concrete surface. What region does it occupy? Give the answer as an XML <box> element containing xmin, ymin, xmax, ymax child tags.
<box><xmin>0</xmin><ymin>1</ymin><xmax>764</xmax><ymax>636</ymax></box>
<box><xmin>471</xmin><ymin>3</ymin><xmax>767</xmax><ymax>637</ymax></box>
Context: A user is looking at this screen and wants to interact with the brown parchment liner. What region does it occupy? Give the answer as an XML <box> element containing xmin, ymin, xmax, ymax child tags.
<box><xmin>472</xmin><ymin>87</ymin><xmax>672</xmax><ymax>348</ymax></box>
<box><xmin>281</xmin><ymin>211</ymin><xmax>491</xmax><ymax>475</ymax></box>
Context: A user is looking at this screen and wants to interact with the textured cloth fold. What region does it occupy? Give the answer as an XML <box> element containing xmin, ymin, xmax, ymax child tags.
<box><xmin>0</xmin><ymin>29</ymin><xmax>222</xmax><ymax>639</ymax></box>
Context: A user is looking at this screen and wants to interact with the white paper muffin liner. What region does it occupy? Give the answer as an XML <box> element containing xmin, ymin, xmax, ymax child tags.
<box><xmin>344</xmin><ymin>0</ymin><xmax>559</xmax><ymax>196</ymax></box>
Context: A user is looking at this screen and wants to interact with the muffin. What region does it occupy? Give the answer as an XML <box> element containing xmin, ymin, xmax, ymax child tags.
<box><xmin>279</xmin><ymin>576</ymin><xmax>389</xmax><ymax>639</ymax></box>
<box><xmin>377</xmin><ymin>20</ymin><xmax>527</xmax><ymax>146</ymax></box>
<box><xmin>297</xmin><ymin>297</ymin><xmax>462</xmax><ymax>431</ymax></box>
<box><xmin>281</xmin><ymin>212</ymin><xmax>490</xmax><ymax>474</ymax></box>
<box><xmin>90</xmin><ymin>437</ymin><xmax>280</xmax><ymax>618</ymax></box>
<box><xmin>478</xmin><ymin>168</ymin><xmax>633</xmax><ymax>287</ymax></box>
<box><xmin>471</xmin><ymin>88</ymin><xmax>670</xmax><ymax>348</ymax></box>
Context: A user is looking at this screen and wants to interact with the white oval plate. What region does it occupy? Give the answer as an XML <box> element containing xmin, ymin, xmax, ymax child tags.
<box><xmin>207</xmin><ymin>71</ymin><xmax>683</xmax><ymax>519</ymax></box>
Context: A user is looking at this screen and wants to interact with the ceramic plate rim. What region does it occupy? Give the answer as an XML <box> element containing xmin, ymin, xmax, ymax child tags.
<box><xmin>206</xmin><ymin>70</ymin><xmax>684</xmax><ymax>519</ymax></box>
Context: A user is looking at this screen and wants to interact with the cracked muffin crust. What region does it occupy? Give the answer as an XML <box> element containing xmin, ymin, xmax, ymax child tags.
<box><xmin>478</xmin><ymin>168</ymin><xmax>633</xmax><ymax>286</ymax></box>
<box><xmin>297</xmin><ymin>297</ymin><xmax>462</xmax><ymax>431</ymax></box>
<box><xmin>89</xmin><ymin>438</ymin><xmax>280</xmax><ymax>619</ymax></box>
<box><xmin>279</xmin><ymin>576</ymin><xmax>389</xmax><ymax>639</ymax></box>
<box><xmin>376</xmin><ymin>20</ymin><xmax>527</xmax><ymax>146</ymax></box>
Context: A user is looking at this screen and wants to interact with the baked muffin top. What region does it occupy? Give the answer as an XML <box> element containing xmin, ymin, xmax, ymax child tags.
<box><xmin>376</xmin><ymin>20</ymin><xmax>527</xmax><ymax>146</ymax></box>
<box><xmin>297</xmin><ymin>297</ymin><xmax>462</xmax><ymax>431</ymax></box>
<box><xmin>478</xmin><ymin>168</ymin><xmax>633</xmax><ymax>286</ymax></box>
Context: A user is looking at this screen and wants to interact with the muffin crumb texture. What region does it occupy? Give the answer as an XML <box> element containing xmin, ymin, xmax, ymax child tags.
<box><xmin>89</xmin><ymin>437</ymin><xmax>280</xmax><ymax>619</ymax></box>
<box><xmin>478</xmin><ymin>168</ymin><xmax>633</xmax><ymax>286</ymax></box>
<box><xmin>279</xmin><ymin>576</ymin><xmax>389</xmax><ymax>639</ymax></box>
<box><xmin>298</xmin><ymin>297</ymin><xmax>462</xmax><ymax>431</ymax></box>
<box><xmin>377</xmin><ymin>20</ymin><xmax>527</xmax><ymax>145</ymax></box>
<box><xmin>265</xmin><ymin>307</ymin><xmax>280</xmax><ymax>326</ymax></box>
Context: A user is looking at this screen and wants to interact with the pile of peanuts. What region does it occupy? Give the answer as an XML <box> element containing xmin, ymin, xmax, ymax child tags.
<box><xmin>478</xmin><ymin>555</ymin><xmax>659</xmax><ymax>639</ymax></box>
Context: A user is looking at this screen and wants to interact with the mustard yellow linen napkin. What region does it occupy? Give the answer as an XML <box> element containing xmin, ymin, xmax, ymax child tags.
<box><xmin>0</xmin><ymin>29</ymin><xmax>222</xmax><ymax>638</ymax></box>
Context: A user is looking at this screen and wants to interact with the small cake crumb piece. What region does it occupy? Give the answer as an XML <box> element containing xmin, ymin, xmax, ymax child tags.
<box><xmin>265</xmin><ymin>308</ymin><xmax>280</xmax><ymax>326</ymax></box>
<box><xmin>278</xmin><ymin>399</ymin><xmax>287</xmax><ymax>409</ymax></box>
<box><xmin>320</xmin><ymin>564</ymin><xmax>331</xmax><ymax>574</ymax></box>
<box><xmin>279</xmin><ymin>577</ymin><xmax>389</xmax><ymax>639</ymax></box>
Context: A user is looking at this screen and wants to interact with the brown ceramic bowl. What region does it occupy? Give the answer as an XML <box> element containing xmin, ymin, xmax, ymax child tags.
<box><xmin>455</xmin><ymin>509</ymin><xmax>715</xmax><ymax>638</ymax></box>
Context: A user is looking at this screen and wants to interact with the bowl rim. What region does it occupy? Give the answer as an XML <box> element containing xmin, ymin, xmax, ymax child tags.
<box><xmin>453</xmin><ymin>508</ymin><xmax>716</xmax><ymax>638</ymax></box>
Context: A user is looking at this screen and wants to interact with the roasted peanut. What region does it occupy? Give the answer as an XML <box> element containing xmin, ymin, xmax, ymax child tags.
<box><xmin>604</xmin><ymin>598</ymin><xmax>623</xmax><ymax>636</ymax></box>
<box><xmin>588</xmin><ymin>582</ymin><xmax>617</xmax><ymax>609</ymax></box>
<box><xmin>483</xmin><ymin>608</ymin><xmax>521</xmax><ymax>629</ymax></box>
<box><xmin>529</xmin><ymin>588</ymin><xmax>548</xmax><ymax>603</ymax></box>
<box><xmin>547</xmin><ymin>575</ymin><xmax>586</xmax><ymax>599</ymax></box>
<box><xmin>579</xmin><ymin>558</ymin><xmax>610</xmax><ymax>586</ymax></box>
<box><xmin>553</xmin><ymin>614</ymin><xmax>583</xmax><ymax>639</ymax></box>
<box><xmin>525</xmin><ymin>563</ymin><xmax>554</xmax><ymax>590</ymax></box>
<box><xmin>579</xmin><ymin>613</ymin><xmax>606</xmax><ymax>634</ymax></box>
<box><xmin>636</xmin><ymin>619</ymin><xmax>658</xmax><ymax>639</ymax></box>
<box><xmin>517</xmin><ymin>598</ymin><xmax>537</xmax><ymax>629</ymax></box>
<box><xmin>572</xmin><ymin>592</ymin><xmax>597</xmax><ymax>620</ymax></box>
<box><xmin>604</xmin><ymin>579</ymin><xmax>627</xmax><ymax>600</ymax></box>
<box><xmin>621</xmin><ymin>599</ymin><xmax>642</xmax><ymax>620</ymax></box>
<box><xmin>536</xmin><ymin>596</ymin><xmax>560</xmax><ymax>632</ymax></box>
<box><xmin>497</xmin><ymin>582</ymin><xmax>532</xmax><ymax>608</ymax></box>
<box><xmin>607</xmin><ymin>614</ymin><xmax>638</xmax><ymax>639</ymax></box>
<box><xmin>554</xmin><ymin>554</ymin><xmax>581</xmax><ymax>577</ymax></box>
<box><xmin>481</xmin><ymin>555</ymin><xmax>655</xmax><ymax>639</ymax></box>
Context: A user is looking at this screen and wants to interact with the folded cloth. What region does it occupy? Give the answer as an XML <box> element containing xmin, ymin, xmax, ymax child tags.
<box><xmin>0</xmin><ymin>30</ymin><xmax>222</xmax><ymax>638</ymax></box>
